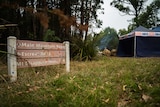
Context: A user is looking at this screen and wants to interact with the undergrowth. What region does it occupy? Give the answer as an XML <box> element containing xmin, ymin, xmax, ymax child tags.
<box><xmin>0</xmin><ymin>57</ymin><xmax>160</xmax><ymax>107</ymax></box>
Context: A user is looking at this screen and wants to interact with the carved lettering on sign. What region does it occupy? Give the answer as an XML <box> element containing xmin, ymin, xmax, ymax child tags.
<box><xmin>17</xmin><ymin>40</ymin><xmax>65</xmax><ymax>50</ymax></box>
<box><xmin>16</xmin><ymin>40</ymin><xmax>66</xmax><ymax>68</ymax></box>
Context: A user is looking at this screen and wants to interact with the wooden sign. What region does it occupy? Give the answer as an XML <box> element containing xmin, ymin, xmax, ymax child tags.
<box><xmin>17</xmin><ymin>40</ymin><xmax>65</xmax><ymax>50</ymax></box>
<box><xmin>16</xmin><ymin>40</ymin><xmax>66</xmax><ymax>68</ymax></box>
<box><xmin>7</xmin><ymin>36</ymin><xmax>70</xmax><ymax>82</ymax></box>
<box><xmin>17</xmin><ymin>50</ymin><xmax>65</xmax><ymax>58</ymax></box>
<box><xmin>17</xmin><ymin>58</ymin><xmax>65</xmax><ymax>68</ymax></box>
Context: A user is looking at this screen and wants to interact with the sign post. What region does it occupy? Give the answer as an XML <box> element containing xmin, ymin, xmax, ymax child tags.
<box><xmin>64</xmin><ymin>41</ymin><xmax>70</xmax><ymax>72</ymax></box>
<box><xmin>7</xmin><ymin>37</ymin><xmax>70</xmax><ymax>82</ymax></box>
<box><xmin>7</xmin><ymin>36</ymin><xmax>17</xmax><ymax>82</ymax></box>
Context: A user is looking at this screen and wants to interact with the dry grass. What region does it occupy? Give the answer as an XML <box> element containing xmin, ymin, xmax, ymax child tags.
<box><xmin>0</xmin><ymin>57</ymin><xmax>160</xmax><ymax>107</ymax></box>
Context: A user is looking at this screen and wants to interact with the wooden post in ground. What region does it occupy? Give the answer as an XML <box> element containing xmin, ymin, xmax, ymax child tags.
<box><xmin>64</xmin><ymin>41</ymin><xmax>70</xmax><ymax>72</ymax></box>
<box><xmin>7</xmin><ymin>36</ymin><xmax>17</xmax><ymax>82</ymax></box>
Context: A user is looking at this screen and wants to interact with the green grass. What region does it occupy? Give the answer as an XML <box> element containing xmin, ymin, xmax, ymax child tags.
<box><xmin>0</xmin><ymin>57</ymin><xmax>160</xmax><ymax>107</ymax></box>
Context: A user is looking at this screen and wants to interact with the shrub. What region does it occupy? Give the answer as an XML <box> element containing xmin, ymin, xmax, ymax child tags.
<box><xmin>43</xmin><ymin>29</ymin><xmax>61</xmax><ymax>42</ymax></box>
<box><xmin>70</xmin><ymin>37</ymin><xmax>97</xmax><ymax>61</ymax></box>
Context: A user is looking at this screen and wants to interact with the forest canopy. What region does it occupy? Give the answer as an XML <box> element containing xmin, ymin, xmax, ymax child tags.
<box><xmin>0</xmin><ymin>0</ymin><xmax>104</xmax><ymax>41</ymax></box>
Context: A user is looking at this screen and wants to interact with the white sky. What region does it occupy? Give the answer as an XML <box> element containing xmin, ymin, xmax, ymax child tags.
<box><xmin>96</xmin><ymin>0</ymin><xmax>153</xmax><ymax>33</ymax></box>
<box><xmin>96</xmin><ymin>0</ymin><xmax>133</xmax><ymax>32</ymax></box>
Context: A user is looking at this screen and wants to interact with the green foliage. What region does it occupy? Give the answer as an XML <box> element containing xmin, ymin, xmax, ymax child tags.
<box><xmin>108</xmin><ymin>35</ymin><xmax>119</xmax><ymax>50</ymax></box>
<box><xmin>70</xmin><ymin>37</ymin><xmax>97</xmax><ymax>61</ymax></box>
<box><xmin>118</xmin><ymin>28</ymin><xmax>129</xmax><ymax>36</ymax></box>
<box><xmin>43</xmin><ymin>29</ymin><xmax>61</xmax><ymax>42</ymax></box>
<box><xmin>0</xmin><ymin>0</ymin><xmax>104</xmax><ymax>41</ymax></box>
<box><xmin>110</xmin><ymin>0</ymin><xmax>147</xmax><ymax>15</ymax></box>
<box><xmin>138</xmin><ymin>0</ymin><xmax>160</xmax><ymax>28</ymax></box>
<box><xmin>27</xmin><ymin>32</ymin><xmax>35</xmax><ymax>40</ymax></box>
<box><xmin>118</xmin><ymin>24</ymin><xmax>134</xmax><ymax>35</ymax></box>
<box><xmin>111</xmin><ymin>0</ymin><xmax>160</xmax><ymax>29</ymax></box>
<box><xmin>96</xmin><ymin>27</ymin><xmax>119</xmax><ymax>50</ymax></box>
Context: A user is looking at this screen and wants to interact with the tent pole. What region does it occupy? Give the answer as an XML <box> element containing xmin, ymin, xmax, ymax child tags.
<box><xmin>134</xmin><ymin>36</ymin><xmax>136</xmax><ymax>57</ymax></box>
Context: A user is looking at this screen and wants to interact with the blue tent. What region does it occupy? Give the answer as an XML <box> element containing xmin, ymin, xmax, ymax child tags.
<box><xmin>117</xmin><ymin>26</ymin><xmax>160</xmax><ymax>57</ymax></box>
<box><xmin>152</xmin><ymin>26</ymin><xmax>160</xmax><ymax>32</ymax></box>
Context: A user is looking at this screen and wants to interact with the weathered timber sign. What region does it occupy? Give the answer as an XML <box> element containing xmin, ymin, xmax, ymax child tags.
<box><xmin>7</xmin><ymin>36</ymin><xmax>70</xmax><ymax>82</ymax></box>
<box><xmin>16</xmin><ymin>40</ymin><xmax>66</xmax><ymax>68</ymax></box>
<box><xmin>17</xmin><ymin>50</ymin><xmax>65</xmax><ymax>58</ymax></box>
<box><xmin>16</xmin><ymin>40</ymin><xmax>65</xmax><ymax>50</ymax></box>
<box><xmin>17</xmin><ymin>58</ymin><xmax>65</xmax><ymax>68</ymax></box>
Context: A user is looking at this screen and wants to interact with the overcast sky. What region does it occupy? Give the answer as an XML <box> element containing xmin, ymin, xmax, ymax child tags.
<box><xmin>96</xmin><ymin>0</ymin><xmax>132</xmax><ymax>32</ymax></box>
<box><xmin>96</xmin><ymin>0</ymin><xmax>152</xmax><ymax>33</ymax></box>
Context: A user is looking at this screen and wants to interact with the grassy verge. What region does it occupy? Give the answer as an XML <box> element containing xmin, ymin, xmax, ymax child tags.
<box><xmin>0</xmin><ymin>57</ymin><xmax>160</xmax><ymax>107</ymax></box>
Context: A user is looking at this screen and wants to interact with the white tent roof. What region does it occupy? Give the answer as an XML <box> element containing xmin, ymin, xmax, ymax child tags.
<box><xmin>119</xmin><ymin>26</ymin><xmax>160</xmax><ymax>40</ymax></box>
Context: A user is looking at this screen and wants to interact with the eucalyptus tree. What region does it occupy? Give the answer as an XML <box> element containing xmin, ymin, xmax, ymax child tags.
<box><xmin>0</xmin><ymin>0</ymin><xmax>104</xmax><ymax>41</ymax></box>
<box><xmin>110</xmin><ymin>0</ymin><xmax>148</xmax><ymax>27</ymax></box>
<box><xmin>71</xmin><ymin>0</ymin><xmax>104</xmax><ymax>40</ymax></box>
<box><xmin>138</xmin><ymin>0</ymin><xmax>160</xmax><ymax>28</ymax></box>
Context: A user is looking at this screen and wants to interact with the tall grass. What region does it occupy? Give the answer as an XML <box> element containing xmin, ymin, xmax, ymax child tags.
<box><xmin>0</xmin><ymin>57</ymin><xmax>160</xmax><ymax>107</ymax></box>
